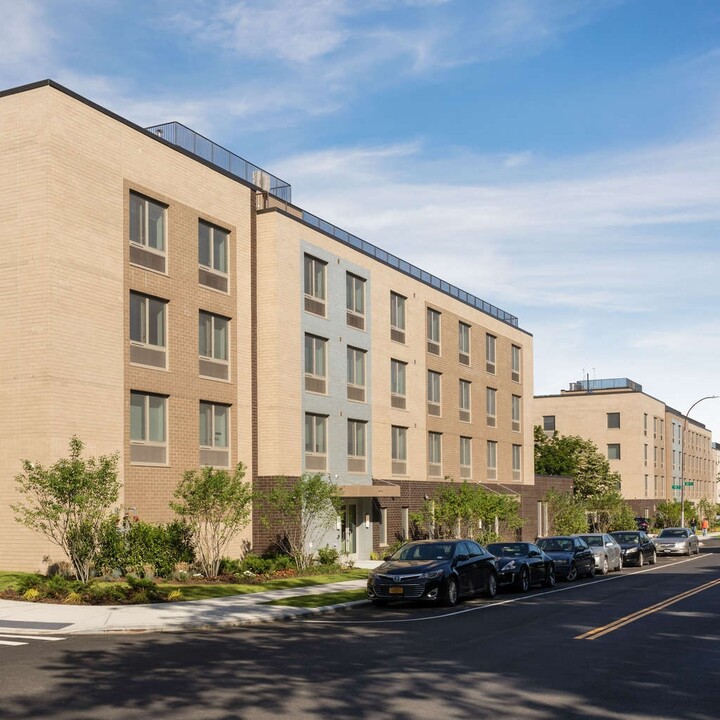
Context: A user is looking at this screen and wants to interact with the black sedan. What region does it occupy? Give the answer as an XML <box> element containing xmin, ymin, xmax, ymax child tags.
<box><xmin>535</xmin><ymin>535</ymin><xmax>596</xmax><ymax>581</ymax></box>
<box><xmin>610</xmin><ymin>530</ymin><xmax>657</xmax><ymax>566</ymax></box>
<box><xmin>367</xmin><ymin>539</ymin><xmax>498</xmax><ymax>606</ymax></box>
<box><xmin>487</xmin><ymin>542</ymin><xmax>556</xmax><ymax>592</ymax></box>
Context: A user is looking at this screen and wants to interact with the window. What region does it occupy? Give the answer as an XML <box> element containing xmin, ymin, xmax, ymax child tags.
<box><xmin>608</xmin><ymin>443</ymin><xmax>621</xmax><ymax>460</ymax></box>
<box><xmin>512</xmin><ymin>444</ymin><xmax>522</xmax><ymax>481</ymax></box>
<box><xmin>130</xmin><ymin>192</ymin><xmax>165</xmax><ymax>252</ymax></box>
<box><xmin>390</xmin><ymin>359</ymin><xmax>407</xmax><ymax>409</ymax></box>
<box><xmin>487</xmin><ymin>440</ymin><xmax>497</xmax><ymax>480</ymax></box>
<box><xmin>305</xmin><ymin>413</ymin><xmax>327</xmax><ymax>471</ymax></box>
<box><xmin>512</xmin><ymin>395</ymin><xmax>521</xmax><ymax>432</ymax></box>
<box><xmin>607</xmin><ymin>412</ymin><xmax>620</xmax><ymax>429</ymax></box>
<box><xmin>486</xmin><ymin>387</ymin><xmax>497</xmax><ymax>427</ymax></box>
<box><xmin>199</xmin><ymin>401</ymin><xmax>230</xmax><ymax>467</ymax></box>
<box><xmin>458</xmin><ymin>322</ymin><xmax>471</xmax><ymax>365</ymax></box>
<box><xmin>304</xmin><ymin>254</ymin><xmax>327</xmax><ymax>316</ymax></box>
<box><xmin>130</xmin><ymin>292</ymin><xmax>167</xmax><ymax>368</ymax></box>
<box><xmin>427</xmin><ymin>371</ymin><xmax>441</xmax><ymax>416</ymax></box>
<box><xmin>428</xmin><ymin>432</ymin><xmax>442</xmax><ymax>477</ymax></box>
<box><xmin>459</xmin><ymin>379</ymin><xmax>471</xmax><ymax>422</ymax></box>
<box><xmin>486</xmin><ymin>334</ymin><xmax>496</xmax><ymax>373</ymax></box>
<box><xmin>199</xmin><ymin>311</ymin><xmax>229</xmax><ymax>380</ymax></box>
<box><xmin>644</xmin><ymin>443</ymin><xmax>648</xmax><ymax>466</ymax></box>
<box><xmin>305</xmin><ymin>334</ymin><xmax>328</xmax><ymax>394</ymax></box>
<box><xmin>392</xmin><ymin>425</ymin><xmax>408</xmax><ymax>475</ymax></box>
<box><xmin>644</xmin><ymin>413</ymin><xmax>648</xmax><ymax>436</ymax></box>
<box><xmin>460</xmin><ymin>437</ymin><xmax>472</xmax><ymax>479</ymax></box>
<box><xmin>511</xmin><ymin>344</ymin><xmax>521</xmax><ymax>382</ymax></box>
<box><xmin>347</xmin><ymin>420</ymin><xmax>367</xmax><ymax>472</ymax></box>
<box><xmin>130</xmin><ymin>391</ymin><xmax>167</xmax><ymax>464</ymax></box>
<box><xmin>198</xmin><ymin>221</ymin><xmax>229</xmax><ymax>291</ymax></box>
<box><xmin>543</xmin><ymin>415</ymin><xmax>556</xmax><ymax>432</ymax></box>
<box><xmin>346</xmin><ymin>273</ymin><xmax>366</xmax><ymax>329</ymax></box>
<box><xmin>390</xmin><ymin>292</ymin><xmax>406</xmax><ymax>342</ymax></box>
<box><xmin>346</xmin><ymin>346</ymin><xmax>366</xmax><ymax>402</ymax></box>
<box><xmin>427</xmin><ymin>308</ymin><xmax>441</xmax><ymax>354</ymax></box>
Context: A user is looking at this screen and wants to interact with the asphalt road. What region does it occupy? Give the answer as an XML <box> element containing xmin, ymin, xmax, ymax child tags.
<box><xmin>2</xmin><ymin>542</ymin><xmax>719</xmax><ymax>720</ymax></box>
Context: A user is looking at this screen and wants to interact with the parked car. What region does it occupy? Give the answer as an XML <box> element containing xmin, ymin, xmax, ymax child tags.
<box><xmin>487</xmin><ymin>542</ymin><xmax>556</xmax><ymax>591</ymax></box>
<box><xmin>367</xmin><ymin>539</ymin><xmax>498</xmax><ymax>607</ymax></box>
<box><xmin>610</xmin><ymin>530</ymin><xmax>657</xmax><ymax>566</ymax></box>
<box><xmin>535</xmin><ymin>536</ymin><xmax>595</xmax><ymax>581</ymax></box>
<box><xmin>574</xmin><ymin>533</ymin><xmax>623</xmax><ymax>574</ymax></box>
<box><xmin>653</xmin><ymin>527</ymin><xmax>700</xmax><ymax>556</ymax></box>
<box><xmin>635</xmin><ymin>517</ymin><xmax>650</xmax><ymax>532</ymax></box>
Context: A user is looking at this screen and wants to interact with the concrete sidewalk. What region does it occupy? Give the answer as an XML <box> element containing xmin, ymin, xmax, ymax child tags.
<box><xmin>0</xmin><ymin>579</ymin><xmax>369</xmax><ymax>636</ymax></box>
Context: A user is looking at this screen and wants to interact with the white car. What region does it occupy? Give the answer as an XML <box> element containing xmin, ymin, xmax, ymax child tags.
<box><xmin>575</xmin><ymin>533</ymin><xmax>623</xmax><ymax>574</ymax></box>
<box><xmin>654</xmin><ymin>528</ymin><xmax>699</xmax><ymax>556</ymax></box>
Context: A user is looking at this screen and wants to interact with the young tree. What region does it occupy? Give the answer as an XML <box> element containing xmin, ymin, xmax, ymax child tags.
<box><xmin>586</xmin><ymin>491</ymin><xmax>636</xmax><ymax>532</ymax></box>
<box><xmin>261</xmin><ymin>473</ymin><xmax>343</xmax><ymax>570</ymax></box>
<box><xmin>12</xmin><ymin>436</ymin><xmax>120</xmax><ymax>582</ymax></box>
<box><xmin>545</xmin><ymin>489</ymin><xmax>588</xmax><ymax>535</ymax></box>
<box><xmin>171</xmin><ymin>463</ymin><xmax>252</xmax><ymax>578</ymax></box>
<box><xmin>654</xmin><ymin>500</ymin><xmax>693</xmax><ymax>529</ymax></box>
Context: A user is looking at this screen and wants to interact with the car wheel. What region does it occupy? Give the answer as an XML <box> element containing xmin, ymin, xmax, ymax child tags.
<box><xmin>637</xmin><ymin>552</ymin><xmax>644</xmax><ymax>567</ymax></box>
<box><xmin>543</xmin><ymin>567</ymin><xmax>556</xmax><ymax>588</ymax></box>
<box><xmin>650</xmin><ymin>550</ymin><xmax>657</xmax><ymax>565</ymax></box>
<box><xmin>484</xmin><ymin>572</ymin><xmax>498</xmax><ymax>599</ymax></box>
<box><xmin>442</xmin><ymin>577</ymin><xmax>459</xmax><ymax>607</ymax></box>
<box><xmin>686</xmin><ymin>544</ymin><xmax>692</xmax><ymax>556</ymax></box>
<box><xmin>586</xmin><ymin>563</ymin><xmax>596</xmax><ymax>578</ymax></box>
<box><xmin>517</xmin><ymin>567</ymin><xmax>530</xmax><ymax>593</ymax></box>
<box><xmin>600</xmin><ymin>557</ymin><xmax>609</xmax><ymax>575</ymax></box>
<box><xmin>566</xmin><ymin>563</ymin><xmax>578</xmax><ymax>582</ymax></box>
<box><xmin>615</xmin><ymin>555</ymin><xmax>623</xmax><ymax>572</ymax></box>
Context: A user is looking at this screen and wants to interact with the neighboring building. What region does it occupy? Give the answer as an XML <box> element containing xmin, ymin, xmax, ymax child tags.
<box><xmin>535</xmin><ymin>379</ymin><xmax>715</xmax><ymax>516</ymax></box>
<box><xmin>0</xmin><ymin>80</ymin><xmax>539</xmax><ymax>571</ymax></box>
<box><xmin>712</xmin><ymin>442</ymin><xmax>720</xmax><ymax>503</ymax></box>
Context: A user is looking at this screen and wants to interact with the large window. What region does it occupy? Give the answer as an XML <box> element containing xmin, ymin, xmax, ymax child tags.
<box><xmin>486</xmin><ymin>387</ymin><xmax>497</xmax><ymax>427</ymax></box>
<box><xmin>130</xmin><ymin>391</ymin><xmax>167</xmax><ymax>464</ymax></box>
<box><xmin>459</xmin><ymin>379</ymin><xmax>471</xmax><ymax>422</ymax></box>
<box><xmin>130</xmin><ymin>192</ymin><xmax>165</xmax><ymax>252</ymax></box>
<box><xmin>512</xmin><ymin>444</ymin><xmax>522</xmax><ymax>481</ymax></box>
<box><xmin>460</xmin><ymin>436</ymin><xmax>472</xmax><ymax>479</ymax></box>
<box><xmin>428</xmin><ymin>432</ymin><xmax>442</xmax><ymax>477</ymax></box>
<box><xmin>347</xmin><ymin>419</ymin><xmax>367</xmax><ymax>472</ymax></box>
<box><xmin>487</xmin><ymin>440</ymin><xmax>497</xmax><ymax>479</ymax></box>
<box><xmin>427</xmin><ymin>371</ymin><xmax>441</xmax><ymax>415</ymax></box>
<box><xmin>304</xmin><ymin>254</ymin><xmax>327</xmax><ymax>316</ymax></box>
<box><xmin>305</xmin><ymin>334</ymin><xmax>328</xmax><ymax>393</ymax></box>
<box><xmin>607</xmin><ymin>412</ymin><xmax>621</xmax><ymax>429</ymax></box>
<box><xmin>459</xmin><ymin>322</ymin><xmax>471</xmax><ymax>365</ymax></box>
<box><xmin>392</xmin><ymin>426</ymin><xmax>408</xmax><ymax>475</ymax></box>
<box><xmin>391</xmin><ymin>359</ymin><xmax>407</xmax><ymax>409</ymax></box>
<box><xmin>512</xmin><ymin>395</ymin><xmax>521</xmax><ymax>432</ymax></box>
<box><xmin>130</xmin><ymin>292</ymin><xmax>167</xmax><ymax>368</ymax></box>
<box><xmin>198</xmin><ymin>220</ymin><xmax>229</xmax><ymax>291</ymax></box>
<box><xmin>199</xmin><ymin>311</ymin><xmax>229</xmax><ymax>380</ymax></box>
<box><xmin>427</xmin><ymin>308</ymin><xmax>441</xmax><ymax>354</ymax></box>
<box><xmin>346</xmin><ymin>273</ymin><xmax>366</xmax><ymax>330</ymax></box>
<box><xmin>543</xmin><ymin>415</ymin><xmax>556</xmax><ymax>432</ymax></box>
<box><xmin>511</xmin><ymin>344</ymin><xmax>521</xmax><ymax>382</ymax></box>
<box><xmin>305</xmin><ymin>413</ymin><xmax>328</xmax><ymax>471</ymax></box>
<box><xmin>346</xmin><ymin>346</ymin><xmax>366</xmax><ymax>401</ymax></box>
<box><xmin>199</xmin><ymin>401</ymin><xmax>229</xmax><ymax>467</ymax></box>
<box><xmin>608</xmin><ymin>443</ymin><xmax>621</xmax><ymax>460</ymax></box>
<box><xmin>390</xmin><ymin>292</ymin><xmax>406</xmax><ymax>342</ymax></box>
<box><xmin>486</xmin><ymin>334</ymin><xmax>496</xmax><ymax>374</ymax></box>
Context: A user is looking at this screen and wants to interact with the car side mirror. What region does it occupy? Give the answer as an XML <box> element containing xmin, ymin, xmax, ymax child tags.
<box><xmin>529</xmin><ymin>550</ymin><xmax>540</xmax><ymax>557</ymax></box>
<box><xmin>456</xmin><ymin>553</ymin><xmax>469</xmax><ymax>562</ymax></box>
<box><xmin>605</xmin><ymin>542</ymin><xmax>614</xmax><ymax>548</ymax></box>
<box><xmin>384</xmin><ymin>555</ymin><xmax>392</xmax><ymax>561</ymax></box>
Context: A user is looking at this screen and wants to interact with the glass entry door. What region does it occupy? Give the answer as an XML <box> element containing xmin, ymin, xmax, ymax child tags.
<box><xmin>341</xmin><ymin>503</ymin><xmax>357</xmax><ymax>555</ymax></box>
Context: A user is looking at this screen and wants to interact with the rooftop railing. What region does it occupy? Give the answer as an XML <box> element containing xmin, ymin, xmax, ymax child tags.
<box><xmin>146</xmin><ymin>121</ymin><xmax>519</xmax><ymax>328</ymax></box>
<box><xmin>569</xmin><ymin>378</ymin><xmax>642</xmax><ymax>392</ymax></box>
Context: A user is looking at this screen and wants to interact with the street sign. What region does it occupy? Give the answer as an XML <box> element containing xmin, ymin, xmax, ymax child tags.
<box><xmin>684</xmin><ymin>481</ymin><xmax>695</xmax><ymax>486</ymax></box>
<box><xmin>671</xmin><ymin>484</ymin><xmax>681</xmax><ymax>489</ymax></box>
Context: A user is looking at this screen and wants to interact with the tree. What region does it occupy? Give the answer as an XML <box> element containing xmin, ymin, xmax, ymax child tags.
<box><xmin>171</xmin><ymin>463</ymin><xmax>252</xmax><ymax>578</ymax></box>
<box><xmin>586</xmin><ymin>491</ymin><xmax>636</xmax><ymax>532</ymax></box>
<box><xmin>534</xmin><ymin>426</ymin><xmax>621</xmax><ymax>499</ymax></box>
<box><xmin>546</xmin><ymin>489</ymin><xmax>588</xmax><ymax>535</ymax></box>
<box><xmin>654</xmin><ymin>500</ymin><xmax>693</xmax><ymax>529</ymax></box>
<box><xmin>12</xmin><ymin>436</ymin><xmax>120</xmax><ymax>582</ymax></box>
<box><xmin>261</xmin><ymin>473</ymin><xmax>343</xmax><ymax>570</ymax></box>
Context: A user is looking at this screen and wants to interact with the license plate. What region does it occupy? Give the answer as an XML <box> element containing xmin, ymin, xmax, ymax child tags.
<box><xmin>389</xmin><ymin>586</ymin><xmax>404</xmax><ymax>595</ymax></box>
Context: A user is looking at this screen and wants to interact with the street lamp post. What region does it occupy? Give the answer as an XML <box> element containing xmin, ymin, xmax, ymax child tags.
<box><xmin>680</xmin><ymin>395</ymin><xmax>719</xmax><ymax>528</ymax></box>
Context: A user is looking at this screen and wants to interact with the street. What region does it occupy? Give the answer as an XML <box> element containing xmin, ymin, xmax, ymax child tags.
<box><xmin>2</xmin><ymin>543</ymin><xmax>719</xmax><ymax>720</ymax></box>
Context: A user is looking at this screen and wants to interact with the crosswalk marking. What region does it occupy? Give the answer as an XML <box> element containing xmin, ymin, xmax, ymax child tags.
<box><xmin>0</xmin><ymin>633</ymin><xmax>66</xmax><ymax>647</ymax></box>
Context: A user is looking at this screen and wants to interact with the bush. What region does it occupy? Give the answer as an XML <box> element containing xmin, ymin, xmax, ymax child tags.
<box><xmin>317</xmin><ymin>546</ymin><xmax>340</xmax><ymax>566</ymax></box>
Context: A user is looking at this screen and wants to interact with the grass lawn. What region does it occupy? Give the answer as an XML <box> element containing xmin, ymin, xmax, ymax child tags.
<box><xmin>266</xmin><ymin>588</ymin><xmax>368</xmax><ymax>608</ymax></box>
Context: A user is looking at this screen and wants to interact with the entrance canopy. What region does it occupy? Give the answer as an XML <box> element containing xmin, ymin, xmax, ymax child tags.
<box><xmin>339</xmin><ymin>484</ymin><xmax>400</xmax><ymax>498</ymax></box>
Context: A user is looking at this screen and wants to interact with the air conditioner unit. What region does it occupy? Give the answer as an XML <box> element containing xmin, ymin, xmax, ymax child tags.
<box><xmin>252</xmin><ymin>170</ymin><xmax>271</xmax><ymax>192</ymax></box>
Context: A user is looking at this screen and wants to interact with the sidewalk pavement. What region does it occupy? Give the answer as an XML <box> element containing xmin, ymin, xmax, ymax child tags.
<box><xmin>0</xmin><ymin>579</ymin><xmax>371</xmax><ymax>636</ymax></box>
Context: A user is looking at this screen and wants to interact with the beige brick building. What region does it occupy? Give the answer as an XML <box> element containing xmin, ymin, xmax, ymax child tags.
<box><xmin>1</xmin><ymin>80</ymin><xmax>539</xmax><ymax>572</ymax></box>
<box><xmin>535</xmin><ymin>379</ymin><xmax>715</xmax><ymax>516</ymax></box>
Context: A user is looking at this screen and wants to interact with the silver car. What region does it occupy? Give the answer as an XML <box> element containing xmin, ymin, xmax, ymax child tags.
<box><xmin>575</xmin><ymin>533</ymin><xmax>623</xmax><ymax>574</ymax></box>
<box><xmin>654</xmin><ymin>527</ymin><xmax>700</xmax><ymax>556</ymax></box>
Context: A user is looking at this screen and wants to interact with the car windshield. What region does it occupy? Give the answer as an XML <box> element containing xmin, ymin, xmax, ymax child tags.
<box><xmin>613</xmin><ymin>533</ymin><xmax>640</xmax><ymax>544</ymax></box>
<box><xmin>487</xmin><ymin>543</ymin><xmax>527</xmax><ymax>557</ymax></box>
<box><xmin>537</xmin><ymin>538</ymin><xmax>573</xmax><ymax>553</ymax></box>
<box><xmin>580</xmin><ymin>536</ymin><xmax>603</xmax><ymax>548</ymax></box>
<box><xmin>391</xmin><ymin>543</ymin><xmax>454</xmax><ymax>561</ymax></box>
<box><xmin>659</xmin><ymin>529</ymin><xmax>687</xmax><ymax>538</ymax></box>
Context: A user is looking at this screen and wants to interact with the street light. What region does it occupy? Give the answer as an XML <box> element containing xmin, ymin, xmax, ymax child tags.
<box><xmin>680</xmin><ymin>395</ymin><xmax>719</xmax><ymax>528</ymax></box>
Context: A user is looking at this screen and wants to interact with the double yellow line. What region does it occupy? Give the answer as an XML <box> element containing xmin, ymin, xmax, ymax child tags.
<box><xmin>576</xmin><ymin>577</ymin><xmax>720</xmax><ymax>640</ymax></box>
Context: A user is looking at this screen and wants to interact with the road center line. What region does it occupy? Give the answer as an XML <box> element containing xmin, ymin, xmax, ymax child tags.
<box><xmin>575</xmin><ymin>577</ymin><xmax>720</xmax><ymax>640</ymax></box>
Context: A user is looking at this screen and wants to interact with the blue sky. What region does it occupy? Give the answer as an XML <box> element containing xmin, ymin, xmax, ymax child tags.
<box><xmin>3</xmin><ymin>0</ymin><xmax>720</xmax><ymax>434</ymax></box>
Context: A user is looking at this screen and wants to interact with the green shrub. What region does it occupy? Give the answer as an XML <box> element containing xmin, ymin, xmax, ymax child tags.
<box><xmin>317</xmin><ymin>546</ymin><xmax>339</xmax><ymax>566</ymax></box>
<box><xmin>241</xmin><ymin>554</ymin><xmax>274</xmax><ymax>575</ymax></box>
<box><xmin>219</xmin><ymin>557</ymin><xmax>244</xmax><ymax>576</ymax></box>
